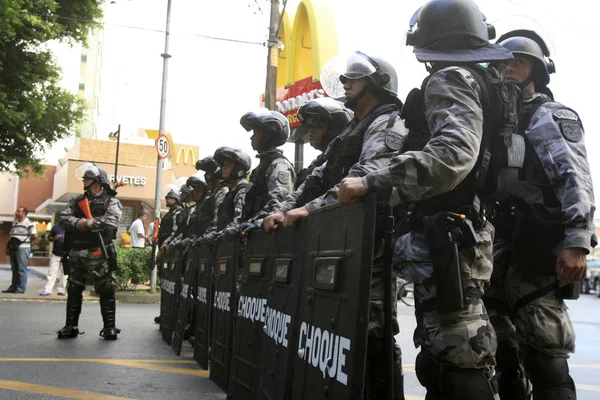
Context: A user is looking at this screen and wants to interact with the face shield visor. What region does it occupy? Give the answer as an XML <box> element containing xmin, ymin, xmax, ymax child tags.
<box><xmin>319</xmin><ymin>52</ymin><xmax>378</xmax><ymax>98</ymax></box>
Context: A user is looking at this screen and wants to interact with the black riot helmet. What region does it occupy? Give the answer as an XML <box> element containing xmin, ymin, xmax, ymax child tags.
<box><xmin>179</xmin><ymin>185</ymin><xmax>193</xmax><ymax>202</ymax></box>
<box><xmin>240</xmin><ymin>108</ymin><xmax>290</xmax><ymax>150</ymax></box>
<box><xmin>406</xmin><ymin>0</ymin><xmax>513</xmax><ymax>64</ymax></box>
<box><xmin>186</xmin><ymin>176</ymin><xmax>207</xmax><ymax>191</ymax></box>
<box><xmin>298</xmin><ymin>97</ymin><xmax>353</xmax><ymax>147</ymax></box>
<box><xmin>320</xmin><ymin>51</ymin><xmax>403</xmax><ymax>109</ymax></box>
<box><xmin>214</xmin><ymin>147</ymin><xmax>252</xmax><ymax>180</ymax></box>
<box><xmin>195</xmin><ymin>155</ymin><xmax>221</xmax><ymax>182</ymax></box>
<box><xmin>165</xmin><ymin>189</ymin><xmax>181</xmax><ymax>204</ymax></box>
<box><xmin>497</xmin><ymin>30</ymin><xmax>555</xmax><ymax>86</ymax></box>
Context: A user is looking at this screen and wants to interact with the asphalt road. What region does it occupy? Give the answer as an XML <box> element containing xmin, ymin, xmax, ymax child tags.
<box><xmin>0</xmin><ymin>295</ymin><xmax>599</xmax><ymax>399</ymax></box>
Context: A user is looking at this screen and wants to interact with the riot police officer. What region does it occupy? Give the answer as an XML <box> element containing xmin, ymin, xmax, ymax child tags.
<box><xmin>180</xmin><ymin>176</ymin><xmax>210</xmax><ymax>245</ymax></box>
<box><xmin>338</xmin><ymin>1</ymin><xmax>518</xmax><ymax>398</ymax></box>
<box><xmin>196</xmin><ymin>155</ymin><xmax>229</xmax><ymax>235</ymax></box>
<box><xmin>488</xmin><ymin>30</ymin><xmax>595</xmax><ymax>400</ymax></box>
<box><xmin>266</xmin><ymin>50</ymin><xmax>407</xmax><ymax>400</ymax></box>
<box><xmin>58</xmin><ymin>163</ymin><xmax>123</xmax><ymax>340</ymax></box>
<box><xmin>238</xmin><ymin>109</ymin><xmax>296</xmax><ymax>232</ymax></box>
<box><xmin>158</xmin><ymin>189</ymin><xmax>183</xmax><ymax>247</ymax></box>
<box><xmin>294</xmin><ymin>97</ymin><xmax>353</xmax><ymax>189</ymax></box>
<box><xmin>210</xmin><ymin>147</ymin><xmax>252</xmax><ymax>236</ymax></box>
<box><xmin>161</xmin><ymin>184</ymin><xmax>195</xmax><ymax>249</ymax></box>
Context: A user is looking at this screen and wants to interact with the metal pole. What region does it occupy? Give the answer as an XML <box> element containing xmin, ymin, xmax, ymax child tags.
<box><xmin>113</xmin><ymin>124</ymin><xmax>121</xmax><ymax>189</ymax></box>
<box><xmin>264</xmin><ymin>0</ymin><xmax>279</xmax><ymax>109</ymax></box>
<box><xmin>150</xmin><ymin>0</ymin><xmax>172</xmax><ymax>294</ymax></box>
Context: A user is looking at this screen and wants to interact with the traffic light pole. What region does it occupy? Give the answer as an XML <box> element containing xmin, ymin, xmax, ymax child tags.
<box><xmin>150</xmin><ymin>0</ymin><xmax>172</xmax><ymax>294</ymax></box>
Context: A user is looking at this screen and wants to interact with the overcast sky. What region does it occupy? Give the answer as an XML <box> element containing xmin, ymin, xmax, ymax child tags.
<box><xmin>45</xmin><ymin>0</ymin><xmax>600</xmax><ymax>202</ymax></box>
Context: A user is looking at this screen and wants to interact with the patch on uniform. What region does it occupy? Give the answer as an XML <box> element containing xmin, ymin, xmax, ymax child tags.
<box><xmin>553</xmin><ymin>109</ymin><xmax>582</xmax><ymax>142</ymax></box>
<box><xmin>384</xmin><ymin>129</ymin><xmax>403</xmax><ymax>151</ymax></box>
<box><xmin>277</xmin><ymin>171</ymin><xmax>289</xmax><ymax>185</ymax></box>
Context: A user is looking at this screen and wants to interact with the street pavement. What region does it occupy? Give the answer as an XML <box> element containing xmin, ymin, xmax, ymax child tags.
<box><xmin>1</xmin><ymin>265</ymin><xmax>599</xmax><ymax>399</ymax></box>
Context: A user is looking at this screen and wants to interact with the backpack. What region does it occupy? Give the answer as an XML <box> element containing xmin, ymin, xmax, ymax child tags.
<box><xmin>400</xmin><ymin>64</ymin><xmax>522</xmax><ymax>222</ymax></box>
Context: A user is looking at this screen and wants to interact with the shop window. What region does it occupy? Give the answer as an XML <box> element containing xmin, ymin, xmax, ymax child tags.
<box><xmin>30</xmin><ymin>218</ymin><xmax>52</xmax><ymax>258</ymax></box>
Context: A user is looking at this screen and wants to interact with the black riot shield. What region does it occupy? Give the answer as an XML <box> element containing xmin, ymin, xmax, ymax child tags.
<box><xmin>257</xmin><ymin>225</ymin><xmax>306</xmax><ymax>400</ymax></box>
<box><xmin>161</xmin><ymin>247</ymin><xmax>181</xmax><ymax>345</ymax></box>
<box><xmin>290</xmin><ymin>195</ymin><xmax>376</xmax><ymax>400</ymax></box>
<box><xmin>172</xmin><ymin>248</ymin><xmax>197</xmax><ymax>356</ymax></box>
<box><xmin>228</xmin><ymin>231</ymin><xmax>276</xmax><ymax>400</ymax></box>
<box><xmin>193</xmin><ymin>241</ymin><xmax>215</xmax><ymax>369</ymax></box>
<box><xmin>159</xmin><ymin>249</ymin><xmax>171</xmax><ymax>332</ymax></box>
<box><xmin>210</xmin><ymin>235</ymin><xmax>240</xmax><ymax>393</ymax></box>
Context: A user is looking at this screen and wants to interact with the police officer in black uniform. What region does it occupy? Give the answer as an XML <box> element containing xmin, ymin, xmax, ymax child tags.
<box><xmin>58</xmin><ymin>163</ymin><xmax>122</xmax><ymax>340</ymax></box>
<box><xmin>158</xmin><ymin>189</ymin><xmax>183</xmax><ymax>247</ymax></box>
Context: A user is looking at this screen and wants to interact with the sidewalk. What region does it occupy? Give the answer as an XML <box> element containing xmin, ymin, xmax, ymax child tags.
<box><xmin>0</xmin><ymin>264</ymin><xmax>160</xmax><ymax>304</ymax></box>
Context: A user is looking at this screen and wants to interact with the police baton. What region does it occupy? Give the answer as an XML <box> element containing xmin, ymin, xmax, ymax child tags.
<box><xmin>77</xmin><ymin>197</ymin><xmax>109</xmax><ymax>259</ymax></box>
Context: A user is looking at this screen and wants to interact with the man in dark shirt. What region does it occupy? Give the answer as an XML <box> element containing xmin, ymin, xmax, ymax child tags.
<box><xmin>40</xmin><ymin>225</ymin><xmax>67</xmax><ymax>296</ymax></box>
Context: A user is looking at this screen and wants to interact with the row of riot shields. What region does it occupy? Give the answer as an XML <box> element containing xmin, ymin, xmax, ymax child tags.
<box><xmin>160</xmin><ymin>195</ymin><xmax>377</xmax><ymax>400</ymax></box>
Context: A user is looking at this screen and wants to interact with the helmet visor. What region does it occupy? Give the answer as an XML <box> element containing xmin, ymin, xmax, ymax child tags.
<box><xmin>75</xmin><ymin>163</ymin><xmax>101</xmax><ymax>180</ymax></box>
<box><xmin>320</xmin><ymin>52</ymin><xmax>378</xmax><ymax>98</ymax></box>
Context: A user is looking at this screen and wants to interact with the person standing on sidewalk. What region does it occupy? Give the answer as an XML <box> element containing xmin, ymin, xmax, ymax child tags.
<box><xmin>40</xmin><ymin>224</ymin><xmax>67</xmax><ymax>296</ymax></box>
<box><xmin>129</xmin><ymin>211</ymin><xmax>147</xmax><ymax>249</ymax></box>
<box><xmin>3</xmin><ymin>207</ymin><xmax>38</xmax><ymax>294</ymax></box>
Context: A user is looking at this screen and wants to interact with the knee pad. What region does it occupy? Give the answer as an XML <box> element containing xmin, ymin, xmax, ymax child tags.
<box><xmin>522</xmin><ymin>347</ymin><xmax>575</xmax><ymax>399</ymax></box>
<box><xmin>439</xmin><ymin>366</ymin><xmax>496</xmax><ymax>400</ymax></box>
<box><xmin>95</xmin><ymin>283</ymin><xmax>115</xmax><ymax>299</ymax></box>
<box><xmin>67</xmin><ymin>282</ymin><xmax>84</xmax><ymax>298</ymax></box>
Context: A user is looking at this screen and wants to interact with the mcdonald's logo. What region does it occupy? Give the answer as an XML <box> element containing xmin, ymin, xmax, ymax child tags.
<box><xmin>271</xmin><ymin>0</ymin><xmax>339</xmax><ymax>128</ymax></box>
<box><xmin>277</xmin><ymin>0</ymin><xmax>339</xmax><ymax>87</ymax></box>
<box><xmin>175</xmin><ymin>147</ymin><xmax>196</xmax><ymax>165</ymax></box>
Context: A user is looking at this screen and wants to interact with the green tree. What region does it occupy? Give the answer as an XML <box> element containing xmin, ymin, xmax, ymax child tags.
<box><xmin>0</xmin><ymin>0</ymin><xmax>102</xmax><ymax>175</ymax></box>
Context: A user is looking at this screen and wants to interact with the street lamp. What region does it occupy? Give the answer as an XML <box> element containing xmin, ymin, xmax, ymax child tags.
<box><xmin>108</xmin><ymin>124</ymin><xmax>121</xmax><ymax>189</ymax></box>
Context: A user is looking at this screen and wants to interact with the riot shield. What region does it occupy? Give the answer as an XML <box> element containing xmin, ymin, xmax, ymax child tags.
<box><xmin>158</xmin><ymin>249</ymin><xmax>171</xmax><ymax>332</ymax></box>
<box><xmin>257</xmin><ymin>225</ymin><xmax>306</xmax><ymax>400</ymax></box>
<box><xmin>171</xmin><ymin>248</ymin><xmax>197</xmax><ymax>356</ymax></box>
<box><xmin>193</xmin><ymin>241</ymin><xmax>215</xmax><ymax>369</ymax></box>
<box><xmin>228</xmin><ymin>230</ymin><xmax>276</xmax><ymax>400</ymax></box>
<box><xmin>161</xmin><ymin>247</ymin><xmax>181</xmax><ymax>345</ymax></box>
<box><xmin>290</xmin><ymin>195</ymin><xmax>376</xmax><ymax>400</ymax></box>
<box><xmin>210</xmin><ymin>235</ymin><xmax>240</xmax><ymax>392</ymax></box>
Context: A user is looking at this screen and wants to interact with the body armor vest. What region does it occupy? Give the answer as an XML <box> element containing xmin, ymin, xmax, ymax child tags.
<box><xmin>295</xmin><ymin>104</ymin><xmax>398</xmax><ymax>207</ymax></box>
<box><xmin>242</xmin><ymin>151</ymin><xmax>289</xmax><ymax>221</ymax></box>
<box><xmin>72</xmin><ymin>193</ymin><xmax>115</xmax><ymax>248</ymax></box>
<box><xmin>158</xmin><ymin>207</ymin><xmax>180</xmax><ymax>246</ymax></box>
<box><xmin>218</xmin><ymin>182</ymin><xmax>249</xmax><ymax>230</ymax></box>
<box><xmin>403</xmin><ymin>65</ymin><xmax>521</xmax><ymax>219</ymax></box>
<box><xmin>190</xmin><ymin>197</ymin><xmax>214</xmax><ymax>236</ymax></box>
<box><xmin>518</xmin><ymin>96</ymin><xmax>558</xmax><ymax>207</ymax></box>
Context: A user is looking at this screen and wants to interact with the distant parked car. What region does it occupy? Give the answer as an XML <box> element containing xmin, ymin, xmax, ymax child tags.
<box><xmin>581</xmin><ymin>259</ymin><xmax>600</xmax><ymax>294</ymax></box>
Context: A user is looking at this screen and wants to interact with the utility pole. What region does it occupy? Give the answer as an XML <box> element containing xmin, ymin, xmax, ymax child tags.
<box><xmin>150</xmin><ymin>0</ymin><xmax>173</xmax><ymax>294</ymax></box>
<box><xmin>264</xmin><ymin>0</ymin><xmax>280</xmax><ymax>110</ymax></box>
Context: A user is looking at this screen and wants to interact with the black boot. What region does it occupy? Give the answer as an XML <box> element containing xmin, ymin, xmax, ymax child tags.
<box><xmin>98</xmin><ymin>286</ymin><xmax>120</xmax><ymax>340</ymax></box>
<box><xmin>58</xmin><ymin>284</ymin><xmax>84</xmax><ymax>339</ymax></box>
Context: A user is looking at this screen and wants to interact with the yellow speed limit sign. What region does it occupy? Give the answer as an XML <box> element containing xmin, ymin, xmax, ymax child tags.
<box><xmin>156</xmin><ymin>134</ymin><xmax>170</xmax><ymax>159</ymax></box>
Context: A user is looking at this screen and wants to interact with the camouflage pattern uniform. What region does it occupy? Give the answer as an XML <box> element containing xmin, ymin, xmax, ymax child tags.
<box><xmin>207</xmin><ymin>183</ymin><xmax>229</xmax><ymax>233</ymax></box>
<box><xmin>59</xmin><ymin>193</ymin><xmax>122</xmax><ymax>289</ymax></box>
<box><xmin>364</xmin><ymin>67</ymin><xmax>498</xmax><ymax>373</ymax></box>
<box><xmin>505</xmin><ymin>94</ymin><xmax>595</xmax><ymax>355</ymax></box>
<box><xmin>241</xmin><ymin>149</ymin><xmax>295</xmax><ymax>229</ymax></box>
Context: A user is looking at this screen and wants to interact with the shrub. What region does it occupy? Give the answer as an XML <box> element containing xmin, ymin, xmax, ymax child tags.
<box><xmin>115</xmin><ymin>247</ymin><xmax>153</xmax><ymax>291</ymax></box>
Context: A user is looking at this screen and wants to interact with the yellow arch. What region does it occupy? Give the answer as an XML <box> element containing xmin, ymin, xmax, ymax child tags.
<box><xmin>285</xmin><ymin>0</ymin><xmax>339</xmax><ymax>87</ymax></box>
<box><xmin>276</xmin><ymin>11</ymin><xmax>293</xmax><ymax>88</ymax></box>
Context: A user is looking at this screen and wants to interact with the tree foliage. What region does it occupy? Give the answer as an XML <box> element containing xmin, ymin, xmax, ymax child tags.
<box><xmin>0</xmin><ymin>0</ymin><xmax>103</xmax><ymax>175</ymax></box>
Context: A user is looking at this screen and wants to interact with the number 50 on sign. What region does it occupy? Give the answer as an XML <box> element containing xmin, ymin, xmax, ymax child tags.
<box><xmin>156</xmin><ymin>134</ymin><xmax>170</xmax><ymax>159</ymax></box>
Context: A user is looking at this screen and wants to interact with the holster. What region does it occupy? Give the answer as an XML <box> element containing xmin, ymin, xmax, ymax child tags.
<box><xmin>423</xmin><ymin>212</ymin><xmax>477</xmax><ymax>313</ymax></box>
